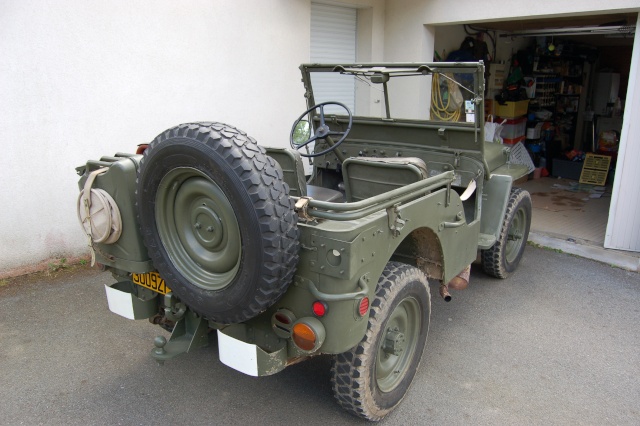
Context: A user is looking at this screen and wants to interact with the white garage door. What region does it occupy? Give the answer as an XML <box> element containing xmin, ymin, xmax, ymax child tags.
<box><xmin>310</xmin><ymin>3</ymin><xmax>356</xmax><ymax>113</ymax></box>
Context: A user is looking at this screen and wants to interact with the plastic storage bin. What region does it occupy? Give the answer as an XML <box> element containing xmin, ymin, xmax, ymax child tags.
<box><xmin>497</xmin><ymin>116</ymin><xmax>527</xmax><ymax>140</ymax></box>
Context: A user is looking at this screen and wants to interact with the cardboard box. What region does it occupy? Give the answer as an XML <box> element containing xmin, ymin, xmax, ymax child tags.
<box><xmin>495</xmin><ymin>100</ymin><xmax>530</xmax><ymax>119</ymax></box>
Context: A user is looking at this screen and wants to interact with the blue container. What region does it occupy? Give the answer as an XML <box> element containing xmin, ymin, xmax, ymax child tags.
<box><xmin>526</xmin><ymin>142</ymin><xmax>542</xmax><ymax>153</ymax></box>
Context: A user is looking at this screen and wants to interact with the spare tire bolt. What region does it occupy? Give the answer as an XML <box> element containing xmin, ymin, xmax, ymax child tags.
<box><xmin>207</xmin><ymin>226</ymin><xmax>214</xmax><ymax>232</ymax></box>
<box><xmin>194</xmin><ymin>222</ymin><xmax>201</xmax><ymax>229</ymax></box>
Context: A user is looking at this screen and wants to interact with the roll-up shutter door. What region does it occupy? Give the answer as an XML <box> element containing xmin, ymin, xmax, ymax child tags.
<box><xmin>310</xmin><ymin>3</ymin><xmax>356</xmax><ymax>113</ymax></box>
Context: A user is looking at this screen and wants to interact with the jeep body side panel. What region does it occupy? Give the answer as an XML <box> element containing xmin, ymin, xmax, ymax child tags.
<box><xmin>266</xmin><ymin>182</ymin><xmax>478</xmax><ymax>355</ymax></box>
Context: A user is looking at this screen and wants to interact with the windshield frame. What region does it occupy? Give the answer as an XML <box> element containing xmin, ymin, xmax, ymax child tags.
<box><xmin>300</xmin><ymin>61</ymin><xmax>486</xmax><ymax>143</ymax></box>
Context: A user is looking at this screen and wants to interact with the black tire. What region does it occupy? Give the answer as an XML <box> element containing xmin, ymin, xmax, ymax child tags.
<box><xmin>137</xmin><ymin>122</ymin><xmax>299</xmax><ymax>324</ymax></box>
<box><xmin>482</xmin><ymin>188</ymin><xmax>532</xmax><ymax>279</ymax></box>
<box><xmin>331</xmin><ymin>262</ymin><xmax>431</xmax><ymax>421</ymax></box>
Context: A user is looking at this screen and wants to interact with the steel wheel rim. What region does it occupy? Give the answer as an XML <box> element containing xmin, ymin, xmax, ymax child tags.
<box><xmin>506</xmin><ymin>207</ymin><xmax>526</xmax><ymax>263</ymax></box>
<box><xmin>376</xmin><ymin>296</ymin><xmax>421</xmax><ymax>393</ymax></box>
<box><xmin>156</xmin><ymin>167</ymin><xmax>241</xmax><ymax>290</ymax></box>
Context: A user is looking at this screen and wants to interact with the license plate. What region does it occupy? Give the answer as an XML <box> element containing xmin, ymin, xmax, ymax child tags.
<box><xmin>132</xmin><ymin>271</ymin><xmax>171</xmax><ymax>295</ymax></box>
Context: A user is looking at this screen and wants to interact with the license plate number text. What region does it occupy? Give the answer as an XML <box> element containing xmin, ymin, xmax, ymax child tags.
<box><xmin>132</xmin><ymin>271</ymin><xmax>170</xmax><ymax>295</ymax></box>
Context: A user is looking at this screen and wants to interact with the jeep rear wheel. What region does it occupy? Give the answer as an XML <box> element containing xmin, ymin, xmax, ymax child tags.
<box><xmin>482</xmin><ymin>188</ymin><xmax>532</xmax><ymax>278</ymax></box>
<box><xmin>331</xmin><ymin>262</ymin><xmax>430</xmax><ymax>421</ymax></box>
<box><xmin>137</xmin><ymin>122</ymin><xmax>299</xmax><ymax>324</ymax></box>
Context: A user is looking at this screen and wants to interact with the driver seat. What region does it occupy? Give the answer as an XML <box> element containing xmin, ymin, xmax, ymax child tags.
<box><xmin>264</xmin><ymin>147</ymin><xmax>343</xmax><ymax>202</ymax></box>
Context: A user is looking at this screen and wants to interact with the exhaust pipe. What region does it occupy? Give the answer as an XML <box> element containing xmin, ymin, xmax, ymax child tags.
<box><xmin>440</xmin><ymin>277</ymin><xmax>470</xmax><ymax>302</ymax></box>
<box><xmin>439</xmin><ymin>265</ymin><xmax>471</xmax><ymax>302</ymax></box>
<box><xmin>439</xmin><ymin>284</ymin><xmax>452</xmax><ymax>302</ymax></box>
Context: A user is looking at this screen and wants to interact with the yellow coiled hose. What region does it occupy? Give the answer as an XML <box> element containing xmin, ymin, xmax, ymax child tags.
<box><xmin>430</xmin><ymin>73</ymin><xmax>461</xmax><ymax>122</ymax></box>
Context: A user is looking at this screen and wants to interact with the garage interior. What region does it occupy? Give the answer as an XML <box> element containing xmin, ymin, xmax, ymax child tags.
<box><xmin>436</xmin><ymin>13</ymin><xmax>637</xmax><ymax>254</ymax></box>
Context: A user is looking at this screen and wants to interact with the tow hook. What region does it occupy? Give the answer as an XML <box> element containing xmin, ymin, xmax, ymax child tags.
<box><xmin>164</xmin><ymin>293</ymin><xmax>186</xmax><ymax>321</ymax></box>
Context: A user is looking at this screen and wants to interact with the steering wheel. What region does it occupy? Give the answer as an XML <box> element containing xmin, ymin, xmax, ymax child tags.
<box><xmin>290</xmin><ymin>101</ymin><xmax>353</xmax><ymax>158</ymax></box>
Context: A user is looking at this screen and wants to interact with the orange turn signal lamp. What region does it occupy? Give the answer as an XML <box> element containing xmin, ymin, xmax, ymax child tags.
<box><xmin>291</xmin><ymin>317</ymin><xmax>326</xmax><ymax>353</ymax></box>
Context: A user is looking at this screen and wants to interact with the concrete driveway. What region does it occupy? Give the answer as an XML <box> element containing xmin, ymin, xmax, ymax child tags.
<box><xmin>1</xmin><ymin>246</ymin><xmax>638</xmax><ymax>425</ymax></box>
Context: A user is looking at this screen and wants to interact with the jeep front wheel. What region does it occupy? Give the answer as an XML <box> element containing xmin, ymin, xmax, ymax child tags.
<box><xmin>136</xmin><ymin>122</ymin><xmax>299</xmax><ymax>324</ymax></box>
<box><xmin>331</xmin><ymin>262</ymin><xmax>431</xmax><ymax>421</ymax></box>
<box><xmin>482</xmin><ymin>188</ymin><xmax>532</xmax><ymax>278</ymax></box>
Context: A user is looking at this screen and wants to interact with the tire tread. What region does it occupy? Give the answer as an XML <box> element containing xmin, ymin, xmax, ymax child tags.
<box><xmin>330</xmin><ymin>262</ymin><xmax>430</xmax><ymax>421</ymax></box>
<box><xmin>137</xmin><ymin>122</ymin><xmax>299</xmax><ymax>324</ymax></box>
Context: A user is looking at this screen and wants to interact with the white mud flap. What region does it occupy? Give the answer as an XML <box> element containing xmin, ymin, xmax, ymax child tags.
<box><xmin>104</xmin><ymin>282</ymin><xmax>156</xmax><ymax>320</ymax></box>
<box><xmin>217</xmin><ymin>327</ymin><xmax>288</xmax><ymax>377</ymax></box>
<box><xmin>217</xmin><ymin>330</ymin><xmax>260</xmax><ymax>376</ymax></box>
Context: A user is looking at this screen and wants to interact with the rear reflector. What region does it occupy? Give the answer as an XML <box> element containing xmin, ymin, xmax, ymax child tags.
<box><xmin>358</xmin><ymin>297</ymin><xmax>370</xmax><ymax>317</ymax></box>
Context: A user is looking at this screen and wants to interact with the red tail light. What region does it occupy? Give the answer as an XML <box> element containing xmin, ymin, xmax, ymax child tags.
<box><xmin>312</xmin><ymin>300</ymin><xmax>328</xmax><ymax>317</ymax></box>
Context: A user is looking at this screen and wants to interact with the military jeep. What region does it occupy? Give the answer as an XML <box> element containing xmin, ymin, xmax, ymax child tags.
<box><xmin>76</xmin><ymin>62</ymin><xmax>531</xmax><ymax>421</ymax></box>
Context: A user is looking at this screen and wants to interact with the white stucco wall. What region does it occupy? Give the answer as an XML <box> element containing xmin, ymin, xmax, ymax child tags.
<box><xmin>0</xmin><ymin>0</ymin><xmax>311</xmax><ymax>274</ymax></box>
<box><xmin>354</xmin><ymin>0</ymin><xmax>386</xmax><ymax>62</ymax></box>
<box><xmin>383</xmin><ymin>0</ymin><xmax>435</xmax><ymax>118</ymax></box>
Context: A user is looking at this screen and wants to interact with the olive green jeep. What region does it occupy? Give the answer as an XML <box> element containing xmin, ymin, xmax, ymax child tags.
<box><xmin>76</xmin><ymin>62</ymin><xmax>531</xmax><ymax>421</ymax></box>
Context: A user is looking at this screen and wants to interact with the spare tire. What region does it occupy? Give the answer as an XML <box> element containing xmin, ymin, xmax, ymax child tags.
<box><xmin>137</xmin><ymin>122</ymin><xmax>299</xmax><ymax>324</ymax></box>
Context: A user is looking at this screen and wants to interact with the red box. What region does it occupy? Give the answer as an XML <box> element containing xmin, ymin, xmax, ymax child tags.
<box><xmin>503</xmin><ymin>135</ymin><xmax>526</xmax><ymax>145</ymax></box>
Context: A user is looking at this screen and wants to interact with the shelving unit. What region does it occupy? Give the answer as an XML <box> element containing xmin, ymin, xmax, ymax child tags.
<box><xmin>532</xmin><ymin>55</ymin><xmax>590</xmax><ymax>151</ymax></box>
<box><xmin>555</xmin><ymin>94</ymin><xmax>581</xmax><ymax>150</ymax></box>
<box><xmin>533</xmin><ymin>75</ymin><xmax>561</xmax><ymax>107</ymax></box>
